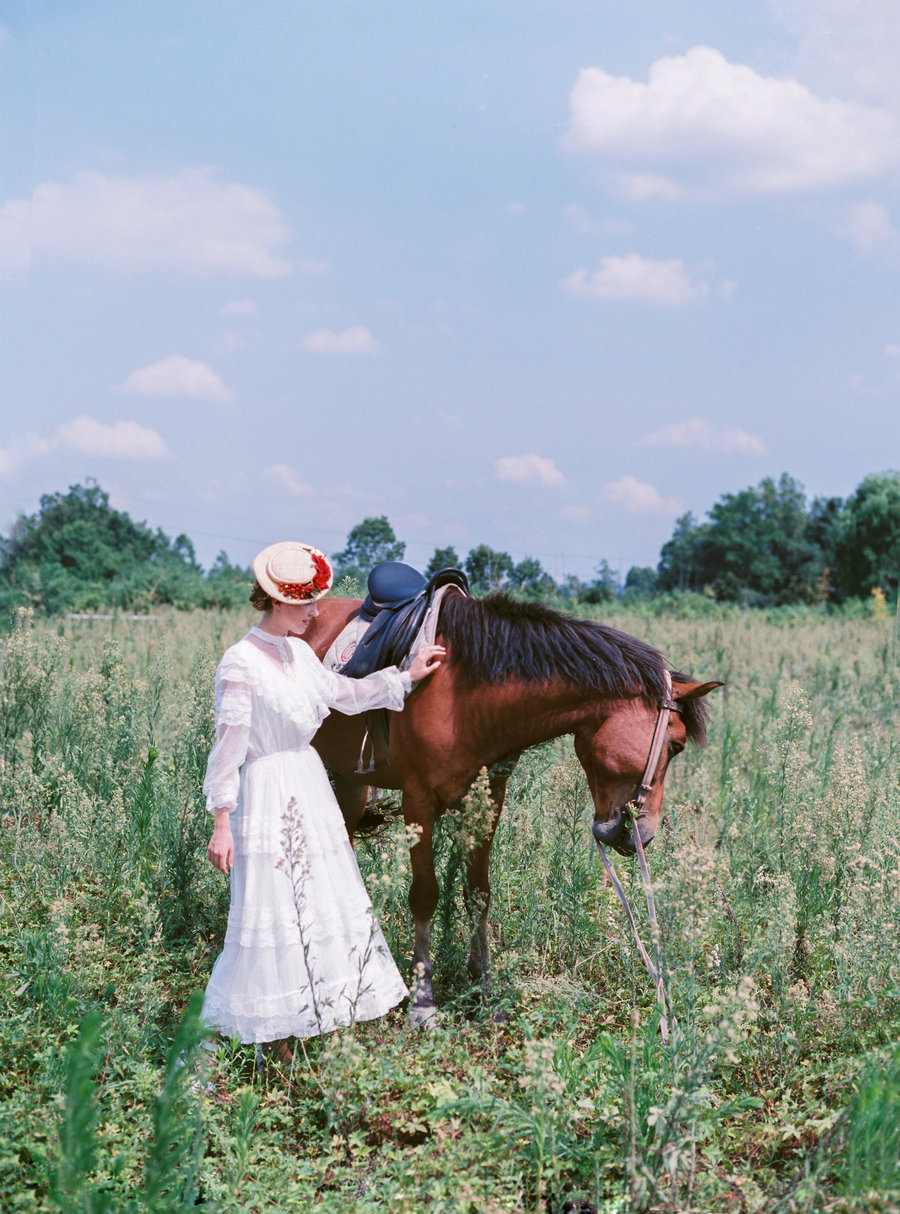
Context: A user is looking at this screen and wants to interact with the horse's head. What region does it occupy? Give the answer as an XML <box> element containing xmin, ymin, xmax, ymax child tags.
<box><xmin>575</xmin><ymin>677</ymin><xmax>722</xmax><ymax>855</ymax></box>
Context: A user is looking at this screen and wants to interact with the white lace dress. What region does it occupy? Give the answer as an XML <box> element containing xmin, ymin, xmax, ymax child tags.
<box><xmin>201</xmin><ymin>626</ymin><xmax>410</xmax><ymax>1043</ymax></box>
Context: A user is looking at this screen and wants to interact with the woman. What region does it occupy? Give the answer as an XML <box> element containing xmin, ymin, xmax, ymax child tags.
<box><xmin>203</xmin><ymin>540</ymin><xmax>444</xmax><ymax>1048</ymax></box>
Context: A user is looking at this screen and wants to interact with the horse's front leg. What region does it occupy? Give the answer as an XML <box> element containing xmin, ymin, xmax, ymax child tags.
<box><xmin>330</xmin><ymin>770</ymin><xmax>369</xmax><ymax>840</ymax></box>
<box><xmin>403</xmin><ymin>785</ymin><xmax>440</xmax><ymax>1026</ymax></box>
<box><xmin>465</xmin><ymin>775</ymin><xmax>507</xmax><ymax>983</ymax></box>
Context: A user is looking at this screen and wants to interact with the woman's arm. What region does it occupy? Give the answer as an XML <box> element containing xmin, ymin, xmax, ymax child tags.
<box><xmin>208</xmin><ymin>807</ymin><xmax>234</xmax><ymax>874</ymax></box>
<box><xmin>203</xmin><ymin>660</ymin><xmax>252</xmax><ymax>873</ymax></box>
<box><xmin>316</xmin><ymin>644</ymin><xmax>446</xmax><ymax>715</ymax></box>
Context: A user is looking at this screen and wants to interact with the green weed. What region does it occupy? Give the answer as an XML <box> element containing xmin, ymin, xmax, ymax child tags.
<box><xmin>2</xmin><ymin>605</ymin><xmax>900</xmax><ymax>1211</ymax></box>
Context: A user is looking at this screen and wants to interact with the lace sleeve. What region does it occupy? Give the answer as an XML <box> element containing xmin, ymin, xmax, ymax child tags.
<box><xmin>297</xmin><ymin>640</ymin><xmax>411</xmax><ymax>715</ymax></box>
<box><xmin>202</xmin><ymin>658</ymin><xmax>252</xmax><ymax>812</ymax></box>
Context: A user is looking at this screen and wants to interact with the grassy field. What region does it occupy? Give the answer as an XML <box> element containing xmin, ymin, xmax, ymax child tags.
<box><xmin>2</xmin><ymin>600</ymin><xmax>900</xmax><ymax>1213</ymax></box>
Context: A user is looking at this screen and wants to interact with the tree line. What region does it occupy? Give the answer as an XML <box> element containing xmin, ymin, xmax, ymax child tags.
<box><xmin>0</xmin><ymin>483</ymin><xmax>249</xmax><ymax>615</ymax></box>
<box><xmin>654</xmin><ymin>471</ymin><xmax>900</xmax><ymax>606</ymax></box>
<box><xmin>335</xmin><ymin>470</ymin><xmax>900</xmax><ymax>608</ymax></box>
<box><xmin>330</xmin><ymin>515</ymin><xmax>618</xmax><ymax>603</ymax></box>
<box><xmin>2</xmin><ymin>472</ymin><xmax>899</xmax><ymax>617</ymax></box>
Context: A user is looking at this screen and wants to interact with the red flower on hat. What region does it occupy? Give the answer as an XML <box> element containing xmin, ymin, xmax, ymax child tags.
<box><xmin>311</xmin><ymin>552</ymin><xmax>332</xmax><ymax>591</ymax></box>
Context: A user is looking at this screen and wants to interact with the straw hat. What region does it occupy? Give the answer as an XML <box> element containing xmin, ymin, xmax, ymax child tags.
<box><xmin>252</xmin><ymin>541</ymin><xmax>333</xmax><ymax>603</ymax></box>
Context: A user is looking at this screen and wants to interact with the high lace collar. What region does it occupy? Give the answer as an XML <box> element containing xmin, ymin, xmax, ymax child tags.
<box><xmin>248</xmin><ymin>625</ymin><xmax>301</xmax><ymax>666</ymax></box>
<box><xmin>249</xmin><ymin>625</ymin><xmax>294</xmax><ymax>646</ymax></box>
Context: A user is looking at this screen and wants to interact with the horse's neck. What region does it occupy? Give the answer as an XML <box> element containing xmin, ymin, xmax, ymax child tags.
<box><xmin>464</xmin><ymin>678</ymin><xmax>606</xmax><ymax>754</ymax></box>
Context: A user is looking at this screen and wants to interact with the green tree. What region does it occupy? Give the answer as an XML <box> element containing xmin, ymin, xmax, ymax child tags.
<box><xmin>1</xmin><ymin>483</ymin><xmax>170</xmax><ymax>613</ymax></box>
<box><xmin>425</xmin><ymin>545</ymin><xmax>462</xmax><ymax>577</ymax></box>
<box><xmin>623</xmin><ymin>565</ymin><xmax>657</xmax><ymax>599</ymax></box>
<box><xmin>465</xmin><ymin>544</ymin><xmax>513</xmax><ymax>593</ymax></box>
<box><xmin>708</xmin><ymin>475</ymin><xmax>815</xmax><ymax>604</ymax></box>
<box><xmin>805</xmin><ymin>495</ymin><xmax>844</xmax><ymax>602</ymax></box>
<box><xmin>656</xmin><ymin>476</ymin><xmax>828</xmax><ymax>605</ymax></box>
<box><xmin>657</xmin><ymin>512</ymin><xmax>711</xmax><ymax>593</ymax></box>
<box><xmin>557</xmin><ymin>573</ymin><xmax>584</xmax><ymax>603</ymax></box>
<box><xmin>332</xmin><ymin>516</ymin><xmax>405</xmax><ymax>581</ymax></box>
<box><xmin>1</xmin><ymin>482</ymin><xmax>161</xmax><ymax>583</ymax></box>
<box><xmin>202</xmin><ymin>550</ymin><xmax>252</xmax><ymax>609</ymax></box>
<box><xmin>508</xmin><ymin>556</ymin><xmax>557</xmax><ymax>600</ymax></box>
<box><xmin>172</xmin><ymin>533</ymin><xmax>201</xmax><ymax>570</ymax></box>
<box><xmin>835</xmin><ymin>471</ymin><xmax>900</xmax><ymax>599</ymax></box>
<box><xmin>0</xmin><ymin>482</ymin><xmax>247</xmax><ymax>615</ymax></box>
<box><xmin>581</xmin><ymin>559</ymin><xmax>619</xmax><ymax>604</ymax></box>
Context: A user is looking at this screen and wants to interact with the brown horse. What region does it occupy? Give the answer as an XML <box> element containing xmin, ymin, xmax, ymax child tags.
<box><xmin>305</xmin><ymin>591</ymin><xmax>720</xmax><ymax>1020</ymax></box>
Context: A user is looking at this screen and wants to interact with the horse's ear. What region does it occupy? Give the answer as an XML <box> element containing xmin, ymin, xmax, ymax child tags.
<box><xmin>673</xmin><ymin>680</ymin><xmax>724</xmax><ymax>701</ymax></box>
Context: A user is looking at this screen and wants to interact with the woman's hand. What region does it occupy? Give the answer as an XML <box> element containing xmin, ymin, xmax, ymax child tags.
<box><xmin>408</xmin><ymin>644</ymin><xmax>446</xmax><ymax>683</ymax></box>
<box><xmin>208</xmin><ymin>809</ymin><xmax>234</xmax><ymax>874</ymax></box>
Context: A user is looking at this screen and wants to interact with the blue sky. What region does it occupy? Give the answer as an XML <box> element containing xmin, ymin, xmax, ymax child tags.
<box><xmin>2</xmin><ymin>1</ymin><xmax>899</xmax><ymax>582</ymax></box>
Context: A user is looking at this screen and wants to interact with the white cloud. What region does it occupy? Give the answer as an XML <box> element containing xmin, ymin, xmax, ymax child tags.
<box><xmin>835</xmin><ymin>201</ymin><xmax>900</xmax><ymax>256</ymax></box>
<box><xmin>601</xmin><ymin>475</ymin><xmax>682</xmax><ymax>517</ymax></box>
<box><xmin>643</xmin><ymin>417</ymin><xmax>766</xmax><ymax>456</ymax></box>
<box><xmin>266</xmin><ymin>463</ymin><xmax>314</xmax><ymax>497</ymax></box>
<box><xmin>563</xmin><ymin>203</ymin><xmax>635</xmax><ymax>237</ymax></box>
<box><xmin>121</xmin><ymin>355</ymin><xmax>236</xmax><ymax>404</ymax></box>
<box><xmin>563</xmin><ymin>46</ymin><xmax>900</xmax><ymax>199</ymax></box>
<box><xmin>300</xmin><ymin>326</ymin><xmax>380</xmax><ymax>354</ymax></box>
<box><xmin>213</xmin><ymin>330</ymin><xmax>248</xmax><ymax>355</ymax></box>
<box><xmin>0</xmin><ymin>432</ymin><xmax>51</xmax><ymax>475</ymax></box>
<box><xmin>0</xmin><ymin>167</ymin><xmax>291</xmax><ymax>279</ymax></box>
<box><xmin>0</xmin><ymin>196</ymin><xmax>29</xmax><ymax>274</ymax></box>
<box><xmin>55</xmin><ymin>416</ymin><xmax>172</xmax><ymax>460</ymax></box>
<box><xmin>772</xmin><ymin>0</ymin><xmax>900</xmax><ymax>108</ymax></box>
<box><xmin>298</xmin><ymin>258</ymin><xmax>332</xmax><ymax>275</ymax></box>
<box><xmin>561</xmin><ymin>504</ymin><xmax>591</xmax><ymax>523</ymax></box>
<box><xmin>494</xmin><ymin>453</ymin><xmax>566</xmax><ymax>486</ymax></box>
<box><xmin>221</xmin><ymin>299</ymin><xmax>258</xmax><ymax>318</ymax></box>
<box><xmin>563</xmin><ymin>255</ymin><xmax>711</xmax><ymax>305</ymax></box>
<box><xmin>436</xmin><ymin>408</ymin><xmax>464</xmax><ymax>431</ymax></box>
<box><xmin>0</xmin><ymin>417</ymin><xmax>172</xmax><ymax>474</ymax></box>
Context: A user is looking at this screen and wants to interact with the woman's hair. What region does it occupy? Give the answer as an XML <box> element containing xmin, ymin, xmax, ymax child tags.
<box><xmin>249</xmin><ymin>581</ymin><xmax>274</xmax><ymax>612</ymax></box>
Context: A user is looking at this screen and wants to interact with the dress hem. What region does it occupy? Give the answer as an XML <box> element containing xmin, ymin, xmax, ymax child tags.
<box><xmin>201</xmin><ymin>987</ymin><xmax>408</xmax><ymax>1044</ymax></box>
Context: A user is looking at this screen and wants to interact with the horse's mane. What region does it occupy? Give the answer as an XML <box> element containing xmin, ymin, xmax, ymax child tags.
<box><xmin>439</xmin><ymin>592</ymin><xmax>708</xmax><ymax>744</ymax></box>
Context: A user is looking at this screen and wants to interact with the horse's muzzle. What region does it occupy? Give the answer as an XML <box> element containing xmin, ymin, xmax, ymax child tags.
<box><xmin>592</xmin><ymin>811</ymin><xmax>655</xmax><ymax>856</ymax></box>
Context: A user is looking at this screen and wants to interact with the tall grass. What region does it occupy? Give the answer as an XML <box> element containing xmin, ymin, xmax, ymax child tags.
<box><xmin>1</xmin><ymin>603</ymin><xmax>899</xmax><ymax>1211</ymax></box>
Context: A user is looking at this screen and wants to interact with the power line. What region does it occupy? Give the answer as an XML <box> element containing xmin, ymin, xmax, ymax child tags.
<box><xmin>175</xmin><ymin>523</ymin><xmax>637</xmax><ymax>580</ymax></box>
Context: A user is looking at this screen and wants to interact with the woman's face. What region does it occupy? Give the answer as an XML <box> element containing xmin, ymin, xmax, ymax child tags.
<box><xmin>272</xmin><ymin>600</ymin><xmax>319</xmax><ymax>634</ymax></box>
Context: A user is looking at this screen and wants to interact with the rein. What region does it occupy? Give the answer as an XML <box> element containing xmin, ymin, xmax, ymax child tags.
<box><xmin>592</xmin><ymin>671</ymin><xmax>680</xmax><ymax>1043</ymax></box>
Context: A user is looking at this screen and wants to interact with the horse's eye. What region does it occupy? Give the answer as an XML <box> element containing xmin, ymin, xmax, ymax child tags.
<box><xmin>669</xmin><ymin>740</ymin><xmax>684</xmax><ymax>756</ymax></box>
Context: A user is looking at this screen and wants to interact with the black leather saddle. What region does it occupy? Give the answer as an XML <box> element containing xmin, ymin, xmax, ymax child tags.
<box><xmin>342</xmin><ymin>563</ymin><xmax>469</xmax><ymax>680</ymax></box>
<box><xmin>358</xmin><ymin>561</ymin><xmax>427</xmax><ymax>622</ymax></box>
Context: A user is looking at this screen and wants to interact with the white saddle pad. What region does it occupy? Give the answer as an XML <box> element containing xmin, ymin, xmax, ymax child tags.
<box><xmin>322</xmin><ymin>584</ymin><xmax>464</xmax><ymax>673</ymax></box>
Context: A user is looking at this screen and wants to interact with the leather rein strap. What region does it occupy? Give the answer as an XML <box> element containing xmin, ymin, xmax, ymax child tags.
<box><xmin>593</xmin><ymin>670</ymin><xmax>682</xmax><ymax>1044</ymax></box>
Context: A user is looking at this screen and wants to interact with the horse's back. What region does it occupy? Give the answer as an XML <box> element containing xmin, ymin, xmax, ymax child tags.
<box><xmin>304</xmin><ymin>596</ymin><xmax>363</xmax><ymax>661</ymax></box>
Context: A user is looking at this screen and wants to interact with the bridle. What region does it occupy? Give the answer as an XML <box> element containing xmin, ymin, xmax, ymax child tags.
<box><xmin>623</xmin><ymin>669</ymin><xmax>682</xmax><ymax>819</ymax></box>
<box><xmin>590</xmin><ymin>669</ymin><xmax>682</xmax><ymax>840</ymax></box>
<box><xmin>592</xmin><ymin>670</ymin><xmax>683</xmax><ymax>1043</ymax></box>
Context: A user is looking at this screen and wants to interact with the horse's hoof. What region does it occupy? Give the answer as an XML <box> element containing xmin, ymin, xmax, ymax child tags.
<box><xmin>408</xmin><ymin>1002</ymin><xmax>439</xmax><ymax>1029</ymax></box>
